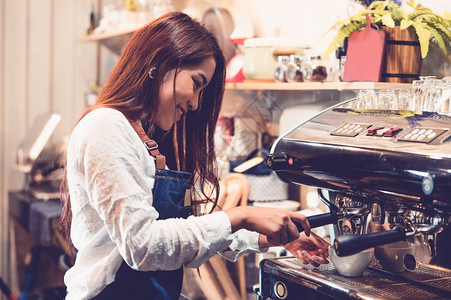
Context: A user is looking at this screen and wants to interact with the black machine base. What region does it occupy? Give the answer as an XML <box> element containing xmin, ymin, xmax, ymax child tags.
<box><xmin>258</xmin><ymin>257</ymin><xmax>451</xmax><ymax>300</ymax></box>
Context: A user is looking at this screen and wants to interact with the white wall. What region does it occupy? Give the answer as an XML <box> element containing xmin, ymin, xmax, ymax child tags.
<box><xmin>240</xmin><ymin>0</ymin><xmax>358</xmax><ymax>51</ymax></box>
<box><xmin>0</xmin><ymin>0</ymin><xmax>6</xmax><ymax>293</ymax></box>
<box><xmin>0</xmin><ymin>0</ymin><xmax>97</xmax><ymax>293</ymax></box>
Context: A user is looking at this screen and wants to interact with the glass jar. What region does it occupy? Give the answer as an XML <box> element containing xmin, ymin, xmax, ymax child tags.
<box><xmin>377</xmin><ymin>89</ymin><xmax>398</xmax><ymax>110</ymax></box>
<box><xmin>303</xmin><ymin>55</ymin><xmax>327</xmax><ymax>82</ymax></box>
<box><xmin>274</xmin><ymin>56</ymin><xmax>290</xmax><ymax>82</ymax></box>
<box><xmin>286</xmin><ymin>55</ymin><xmax>303</xmax><ymax>82</ymax></box>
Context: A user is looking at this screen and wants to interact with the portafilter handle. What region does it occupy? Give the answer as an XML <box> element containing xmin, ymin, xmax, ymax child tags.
<box><xmin>295</xmin><ymin>212</ymin><xmax>344</xmax><ymax>233</ymax></box>
<box><xmin>334</xmin><ymin>227</ymin><xmax>409</xmax><ymax>256</ymax></box>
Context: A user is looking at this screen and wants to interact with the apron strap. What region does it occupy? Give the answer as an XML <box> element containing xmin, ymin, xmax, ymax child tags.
<box><xmin>128</xmin><ymin>119</ymin><xmax>166</xmax><ymax>170</ymax></box>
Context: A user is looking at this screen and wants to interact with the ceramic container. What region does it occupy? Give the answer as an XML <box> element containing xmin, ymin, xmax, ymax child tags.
<box><xmin>329</xmin><ymin>245</ymin><xmax>374</xmax><ymax>277</ymax></box>
<box><xmin>243</xmin><ymin>38</ymin><xmax>302</xmax><ymax>80</ymax></box>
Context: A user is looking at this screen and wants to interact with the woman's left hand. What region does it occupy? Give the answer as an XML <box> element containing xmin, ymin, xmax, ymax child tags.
<box><xmin>284</xmin><ymin>231</ymin><xmax>330</xmax><ymax>267</ymax></box>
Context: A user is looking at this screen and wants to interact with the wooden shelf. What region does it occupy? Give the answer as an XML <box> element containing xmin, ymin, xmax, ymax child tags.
<box><xmin>77</xmin><ymin>27</ymin><xmax>138</xmax><ymax>55</ymax></box>
<box><xmin>226</xmin><ymin>81</ymin><xmax>411</xmax><ymax>91</ymax></box>
<box><xmin>76</xmin><ymin>27</ymin><xmax>138</xmax><ymax>42</ymax></box>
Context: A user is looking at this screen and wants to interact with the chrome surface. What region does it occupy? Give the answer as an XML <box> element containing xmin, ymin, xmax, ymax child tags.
<box><xmin>261</xmin><ymin>97</ymin><xmax>451</xmax><ymax>299</ymax></box>
<box><xmin>259</xmin><ymin>257</ymin><xmax>451</xmax><ymax>299</ymax></box>
<box><xmin>328</xmin><ymin>245</ymin><xmax>374</xmax><ymax>277</ymax></box>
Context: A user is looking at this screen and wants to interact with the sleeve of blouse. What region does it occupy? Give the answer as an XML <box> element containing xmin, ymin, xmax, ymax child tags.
<box><xmin>216</xmin><ymin>229</ymin><xmax>267</xmax><ymax>263</ymax></box>
<box><xmin>76</xmin><ymin>111</ymin><xmax>233</xmax><ymax>271</ymax></box>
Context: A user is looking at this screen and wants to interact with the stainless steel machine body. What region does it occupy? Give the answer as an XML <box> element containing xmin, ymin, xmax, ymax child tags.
<box><xmin>259</xmin><ymin>98</ymin><xmax>451</xmax><ymax>299</ymax></box>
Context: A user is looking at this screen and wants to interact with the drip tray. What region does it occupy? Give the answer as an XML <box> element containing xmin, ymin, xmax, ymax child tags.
<box><xmin>259</xmin><ymin>257</ymin><xmax>451</xmax><ymax>299</ymax></box>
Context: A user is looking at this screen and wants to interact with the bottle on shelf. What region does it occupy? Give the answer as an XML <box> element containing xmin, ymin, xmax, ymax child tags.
<box><xmin>274</xmin><ymin>56</ymin><xmax>290</xmax><ymax>82</ymax></box>
<box><xmin>286</xmin><ymin>55</ymin><xmax>304</xmax><ymax>82</ymax></box>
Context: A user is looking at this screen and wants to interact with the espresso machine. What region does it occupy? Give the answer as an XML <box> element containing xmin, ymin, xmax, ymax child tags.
<box><xmin>258</xmin><ymin>94</ymin><xmax>451</xmax><ymax>299</ymax></box>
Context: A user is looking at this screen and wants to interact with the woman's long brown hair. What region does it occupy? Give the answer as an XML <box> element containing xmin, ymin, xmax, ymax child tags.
<box><xmin>60</xmin><ymin>12</ymin><xmax>226</xmax><ymax>246</ymax></box>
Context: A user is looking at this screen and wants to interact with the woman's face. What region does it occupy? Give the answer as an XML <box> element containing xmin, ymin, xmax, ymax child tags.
<box><xmin>155</xmin><ymin>57</ymin><xmax>216</xmax><ymax>131</ymax></box>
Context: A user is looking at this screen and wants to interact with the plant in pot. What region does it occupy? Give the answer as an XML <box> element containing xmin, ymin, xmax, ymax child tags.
<box><xmin>323</xmin><ymin>0</ymin><xmax>451</xmax><ymax>83</ymax></box>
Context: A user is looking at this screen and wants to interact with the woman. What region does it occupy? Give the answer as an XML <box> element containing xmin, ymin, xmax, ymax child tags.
<box><xmin>60</xmin><ymin>12</ymin><xmax>329</xmax><ymax>300</ymax></box>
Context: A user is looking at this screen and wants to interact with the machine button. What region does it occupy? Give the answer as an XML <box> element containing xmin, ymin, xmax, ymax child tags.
<box><xmin>273</xmin><ymin>281</ymin><xmax>288</xmax><ymax>299</ymax></box>
<box><xmin>267</xmin><ymin>153</ymin><xmax>294</xmax><ymax>171</ymax></box>
<box><xmin>375</xmin><ymin>128</ymin><xmax>390</xmax><ymax>137</ymax></box>
<box><xmin>398</xmin><ymin>128</ymin><xmax>447</xmax><ymax>143</ymax></box>
<box><xmin>331</xmin><ymin>123</ymin><xmax>370</xmax><ymax>137</ymax></box>
<box><xmin>367</xmin><ymin>127</ymin><xmax>384</xmax><ymax>136</ymax></box>
<box><xmin>383</xmin><ymin>128</ymin><xmax>403</xmax><ymax>137</ymax></box>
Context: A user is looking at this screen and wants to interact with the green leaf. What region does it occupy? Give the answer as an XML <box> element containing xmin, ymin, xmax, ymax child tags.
<box><xmin>427</xmin><ymin>24</ymin><xmax>449</xmax><ymax>55</ymax></box>
<box><xmin>323</xmin><ymin>22</ymin><xmax>364</xmax><ymax>59</ymax></box>
<box><xmin>382</xmin><ymin>14</ymin><xmax>395</xmax><ymax>28</ymax></box>
<box><xmin>420</xmin><ymin>13</ymin><xmax>451</xmax><ymax>42</ymax></box>
<box><xmin>426</xmin><ymin>14</ymin><xmax>451</xmax><ymax>28</ymax></box>
<box><xmin>412</xmin><ymin>22</ymin><xmax>431</xmax><ymax>58</ymax></box>
<box><xmin>323</xmin><ymin>13</ymin><xmax>368</xmax><ymax>35</ymax></box>
<box><xmin>406</xmin><ymin>0</ymin><xmax>415</xmax><ymax>9</ymax></box>
<box><xmin>369</xmin><ymin>1</ymin><xmax>385</xmax><ymax>10</ymax></box>
<box><xmin>400</xmin><ymin>19</ymin><xmax>414</xmax><ymax>30</ymax></box>
<box><xmin>324</xmin><ymin>19</ymin><xmax>346</xmax><ymax>35</ymax></box>
<box><xmin>408</xmin><ymin>10</ymin><xmax>432</xmax><ymax>22</ymax></box>
<box><xmin>391</xmin><ymin>6</ymin><xmax>404</xmax><ymax>21</ymax></box>
<box><xmin>434</xmin><ymin>22</ymin><xmax>451</xmax><ymax>41</ymax></box>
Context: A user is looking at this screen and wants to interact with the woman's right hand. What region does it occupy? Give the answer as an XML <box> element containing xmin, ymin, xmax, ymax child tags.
<box><xmin>224</xmin><ymin>206</ymin><xmax>311</xmax><ymax>246</ymax></box>
<box><xmin>284</xmin><ymin>231</ymin><xmax>330</xmax><ymax>266</ymax></box>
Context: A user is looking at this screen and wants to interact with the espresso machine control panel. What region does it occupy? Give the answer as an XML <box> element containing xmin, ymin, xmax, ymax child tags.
<box><xmin>331</xmin><ymin>122</ymin><xmax>448</xmax><ymax>144</ymax></box>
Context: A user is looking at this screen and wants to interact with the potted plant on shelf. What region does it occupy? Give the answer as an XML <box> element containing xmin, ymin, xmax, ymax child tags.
<box><xmin>323</xmin><ymin>0</ymin><xmax>451</xmax><ymax>83</ymax></box>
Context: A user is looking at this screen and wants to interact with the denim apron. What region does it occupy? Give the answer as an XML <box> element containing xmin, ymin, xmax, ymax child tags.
<box><xmin>93</xmin><ymin>120</ymin><xmax>192</xmax><ymax>300</ymax></box>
